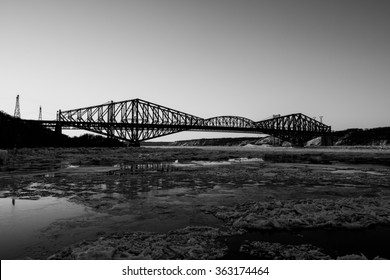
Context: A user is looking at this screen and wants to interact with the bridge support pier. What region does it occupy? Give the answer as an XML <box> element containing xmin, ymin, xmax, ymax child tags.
<box><xmin>55</xmin><ymin>110</ymin><xmax>62</xmax><ymax>136</ymax></box>
<box><xmin>321</xmin><ymin>134</ymin><xmax>333</xmax><ymax>146</ymax></box>
<box><xmin>127</xmin><ymin>141</ymin><xmax>140</xmax><ymax>147</ymax></box>
<box><xmin>55</xmin><ymin>122</ymin><xmax>62</xmax><ymax>135</ymax></box>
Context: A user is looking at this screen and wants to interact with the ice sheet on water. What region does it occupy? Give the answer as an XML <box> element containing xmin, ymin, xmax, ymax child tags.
<box><xmin>49</xmin><ymin>226</ymin><xmax>229</xmax><ymax>260</ymax></box>
<box><xmin>191</xmin><ymin>160</ymin><xmax>232</xmax><ymax>166</ymax></box>
<box><xmin>228</xmin><ymin>157</ymin><xmax>264</xmax><ymax>163</ymax></box>
<box><xmin>331</xmin><ymin>169</ymin><xmax>384</xmax><ymax>176</ymax></box>
<box><xmin>208</xmin><ymin>197</ymin><xmax>390</xmax><ymax>230</ymax></box>
<box><xmin>172</xmin><ymin>157</ymin><xmax>263</xmax><ymax>167</ymax></box>
<box><xmin>66</xmin><ymin>165</ymin><xmax>80</xmax><ymax>168</ymax></box>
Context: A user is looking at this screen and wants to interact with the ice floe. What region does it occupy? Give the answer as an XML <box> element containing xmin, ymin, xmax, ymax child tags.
<box><xmin>49</xmin><ymin>226</ymin><xmax>228</xmax><ymax>260</ymax></box>
<box><xmin>331</xmin><ymin>169</ymin><xmax>384</xmax><ymax>176</ymax></box>
<box><xmin>240</xmin><ymin>241</ymin><xmax>331</xmax><ymax>260</ymax></box>
<box><xmin>65</xmin><ymin>165</ymin><xmax>80</xmax><ymax>168</ymax></box>
<box><xmin>172</xmin><ymin>158</ymin><xmax>263</xmax><ymax>167</ymax></box>
<box><xmin>207</xmin><ymin>197</ymin><xmax>390</xmax><ymax>230</ymax></box>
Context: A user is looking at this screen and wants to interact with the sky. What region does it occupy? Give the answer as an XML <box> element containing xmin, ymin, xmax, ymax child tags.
<box><xmin>1</xmin><ymin>0</ymin><xmax>390</xmax><ymax>141</ymax></box>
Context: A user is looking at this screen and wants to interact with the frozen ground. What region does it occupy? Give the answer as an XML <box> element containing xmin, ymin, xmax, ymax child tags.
<box><xmin>0</xmin><ymin>146</ymin><xmax>390</xmax><ymax>259</ymax></box>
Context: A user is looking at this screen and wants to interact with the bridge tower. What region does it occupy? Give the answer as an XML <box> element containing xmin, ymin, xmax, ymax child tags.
<box><xmin>14</xmin><ymin>95</ymin><xmax>21</xmax><ymax>118</ymax></box>
<box><xmin>107</xmin><ymin>101</ymin><xmax>115</xmax><ymax>138</ymax></box>
<box><xmin>55</xmin><ymin>110</ymin><xmax>62</xmax><ymax>135</ymax></box>
<box><xmin>38</xmin><ymin>106</ymin><xmax>42</xmax><ymax>120</ymax></box>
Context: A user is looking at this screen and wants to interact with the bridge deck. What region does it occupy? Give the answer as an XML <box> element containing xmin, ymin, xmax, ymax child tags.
<box><xmin>25</xmin><ymin>98</ymin><xmax>332</xmax><ymax>145</ymax></box>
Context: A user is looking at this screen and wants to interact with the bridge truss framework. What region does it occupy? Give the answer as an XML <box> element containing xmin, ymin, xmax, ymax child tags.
<box><xmin>44</xmin><ymin>98</ymin><xmax>332</xmax><ymax>146</ymax></box>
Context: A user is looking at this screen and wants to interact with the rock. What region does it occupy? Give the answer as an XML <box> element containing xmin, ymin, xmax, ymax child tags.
<box><xmin>255</xmin><ymin>136</ymin><xmax>282</xmax><ymax>146</ymax></box>
<box><xmin>305</xmin><ymin>137</ymin><xmax>322</xmax><ymax>147</ymax></box>
<box><xmin>281</xmin><ymin>141</ymin><xmax>292</xmax><ymax>147</ymax></box>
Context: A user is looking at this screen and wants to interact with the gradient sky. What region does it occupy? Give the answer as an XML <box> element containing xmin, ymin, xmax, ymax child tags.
<box><xmin>1</xmin><ymin>0</ymin><xmax>389</xmax><ymax>140</ymax></box>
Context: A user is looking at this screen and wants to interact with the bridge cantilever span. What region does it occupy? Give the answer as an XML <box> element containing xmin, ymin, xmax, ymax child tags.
<box><xmin>32</xmin><ymin>98</ymin><xmax>332</xmax><ymax>146</ymax></box>
<box><xmin>257</xmin><ymin>113</ymin><xmax>330</xmax><ymax>133</ymax></box>
<box><xmin>256</xmin><ymin>113</ymin><xmax>332</xmax><ymax>145</ymax></box>
<box><xmin>56</xmin><ymin>98</ymin><xmax>203</xmax><ymax>144</ymax></box>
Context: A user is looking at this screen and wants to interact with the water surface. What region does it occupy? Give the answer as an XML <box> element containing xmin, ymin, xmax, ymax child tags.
<box><xmin>0</xmin><ymin>197</ymin><xmax>90</xmax><ymax>259</ymax></box>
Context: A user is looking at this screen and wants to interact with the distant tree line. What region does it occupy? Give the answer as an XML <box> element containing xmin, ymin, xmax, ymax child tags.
<box><xmin>333</xmin><ymin>127</ymin><xmax>390</xmax><ymax>145</ymax></box>
<box><xmin>0</xmin><ymin>111</ymin><xmax>125</xmax><ymax>148</ymax></box>
<box><xmin>68</xmin><ymin>134</ymin><xmax>126</xmax><ymax>147</ymax></box>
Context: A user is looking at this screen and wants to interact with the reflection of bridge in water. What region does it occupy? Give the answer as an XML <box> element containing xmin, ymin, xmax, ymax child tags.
<box><xmin>115</xmin><ymin>163</ymin><xmax>179</xmax><ymax>174</ymax></box>
<box><xmin>33</xmin><ymin>98</ymin><xmax>332</xmax><ymax>146</ymax></box>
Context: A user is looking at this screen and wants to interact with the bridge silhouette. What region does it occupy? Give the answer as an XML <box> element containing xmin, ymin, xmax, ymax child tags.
<box><xmin>35</xmin><ymin>98</ymin><xmax>332</xmax><ymax>146</ymax></box>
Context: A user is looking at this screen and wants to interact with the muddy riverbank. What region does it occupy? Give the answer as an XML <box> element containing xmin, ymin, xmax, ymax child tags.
<box><xmin>1</xmin><ymin>146</ymin><xmax>390</xmax><ymax>259</ymax></box>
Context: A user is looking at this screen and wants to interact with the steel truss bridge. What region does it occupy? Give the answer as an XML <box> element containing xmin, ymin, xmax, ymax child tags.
<box><xmin>36</xmin><ymin>98</ymin><xmax>332</xmax><ymax>146</ymax></box>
